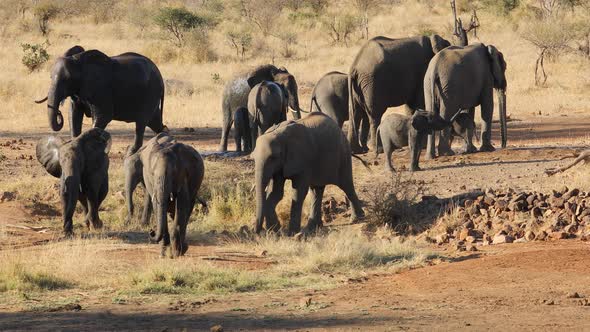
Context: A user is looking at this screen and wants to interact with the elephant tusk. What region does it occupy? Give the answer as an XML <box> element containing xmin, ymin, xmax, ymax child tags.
<box><xmin>35</xmin><ymin>96</ymin><xmax>48</xmax><ymax>104</ymax></box>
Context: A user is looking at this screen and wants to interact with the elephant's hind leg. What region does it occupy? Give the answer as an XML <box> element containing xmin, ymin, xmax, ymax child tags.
<box><xmin>305</xmin><ymin>186</ymin><xmax>325</xmax><ymax>233</ymax></box>
<box><xmin>289</xmin><ymin>178</ymin><xmax>309</xmax><ymax>235</ymax></box>
<box><xmin>338</xmin><ymin>178</ymin><xmax>364</xmax><ymax>222</ymax></box>
<box><xmin>128</xmin><ymin>123</ymin><xmax>146</xmax><ymax>156</ymax></box>
<box><xmin>265</xmin><ymin>176</ymin><xmax>285</xmax><ymax>232</ymax></box>
<box><xmin>438</xmin><ymin>127</ymin><xmax>455</xmax><ymax>156</ymax></box>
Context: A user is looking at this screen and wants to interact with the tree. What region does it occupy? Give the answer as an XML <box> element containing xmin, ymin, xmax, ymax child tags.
<box><xmin>239</xmin><ymin>0</ymin><xmax>285</xmax><ymax>36</ymax></box>
<box><xmin>225</xmin><ymin>27</ymin><xmax>253</xmax><ymax>60</ymax></box>
<box><xmin>352</xmin><ymin>0</ymin><xmax>378</xmax><ymax>40</ymax></box>
<box><xmin>33</xmin><ymin>2</ymin><xmax>60</xmax><ymax>36</ymax></box>
<box><xmin>321</xmin><ymin>12</ymin><xmax>359</xmax><ymax>46</ymax></box>
<box><xmin>154</xmin><ymin>7</ymin><xmax>212</xmax><ymax>47</ymax></box>
<box><xmin>450</xmin><ymin>0</ymin><xmax>480</xmax><ymax>46</ymax></box>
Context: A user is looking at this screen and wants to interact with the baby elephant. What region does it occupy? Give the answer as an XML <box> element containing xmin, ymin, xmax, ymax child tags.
<box><xmin>36</xmin><ymin>128</ymin><xmax>111</xmax><ymax>235</ymax></box>
<box><xmin>233</xmin><ymin>106</ymin><xmax>252</xmax><ymax>153</ymax></box>
<box><xmin>253</xmin><ymin>113</ymin><xmax>365</xmax><ymax>235</ymax></box>
<box><xmin>377</xmin><ymin>110</ymin><xmax>473</xmax><ymax>172</ymax></box>
<box><xmin>124</xmin><ymin>132</ymin><xmax>206</xmax><ymax>258</ymax></box>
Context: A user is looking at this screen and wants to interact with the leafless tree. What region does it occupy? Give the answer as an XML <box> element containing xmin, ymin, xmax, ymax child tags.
<box><xmin>450</xmin><ymin>0</ymin><xmax>479</xmax><ymax>46</ymax></box>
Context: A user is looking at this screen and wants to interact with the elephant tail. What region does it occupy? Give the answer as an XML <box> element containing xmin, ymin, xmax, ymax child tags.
<box><xmin>375</xmin><ymin>126</ymin><xmax>381</xmax><ymax>157</ymax></box>
<box><xmin>310</xmin><ymin>95</ymin><xmax>322</xmax><ymax>113</ymax></box>
<box><xmin>429</xmin><ymin>71</ymin><xmax>441</xmax><ymax>116</ymax></box>
<box><xmin>351</xmin><ymin>154</ymin><xmax>371</xmax><ymax>170</ymax></box>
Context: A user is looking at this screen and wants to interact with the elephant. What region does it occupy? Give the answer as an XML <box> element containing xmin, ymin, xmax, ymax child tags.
<box><xmin>377</xmin><ymin>110</ymin><xmax>473</xmax><ymax>172</ymax></box>
<box><xmin>423</xmin><ymin>43</ymin><xmax>507</xmax><ymax>160</ymax></box>
<box><xmin>36</xmin><ymin>128</ymin><xmax>111</xmax><ymax>235</ymax></box>
<box><xmin>310</xmin><ymin>71</ymin><xmax>369</xmax><ymax>143</ymax></box>
<box><xmin>253</xmin><ymin>112</ymin><xmax>365</xmax><ymax>235</ymax></box>
<box><xmin>233</xmin><ymin>106</ymin><xmax>251</xmax><ymax>153</ymax></box>
<box><xmin>35</xmin><ymin>48</ymin><xmax>165</xmax><ymax>155</ymax></box>
<box><xmin>247</xmin><ymin>81</ymin><xmax>288</xmax><ymax>152</ymax></box>
<box><xmin>124</xmin><ymin>132</ymin><xmax>206</xmax><ymax>258</ymax></box>
<box><xmin>347</xmin><ymin>34</ymin><xmax>452</xmax><ymax>154</ymax></box>
<box><xmin>219</xmin><ymin>64</ymin><xmax>305</xmax><ymax>152</ymax></box>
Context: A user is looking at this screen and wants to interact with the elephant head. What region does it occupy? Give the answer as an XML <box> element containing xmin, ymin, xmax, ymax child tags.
<box><xmin>487</xmin><ymin>45</ymin><xmax>507</xmax><ymax>148</ymax></box>
<box><xmin>35</xmin><ymin>50</ymin><xmax>113</xmax><ymax>132</ymax></box>
<box><xmin>429</xmin><ymin>34</ymin><xmax>451</xmax><ymax>54</ymax></box>
<box><xmin>246</xmin><ymin>65</ymin><xmax>303</xmax><ymax>119</ymax></box>
<box><xmin>411</xmin><ymin>110</ymin><xmax>454</xmax><ymax>133</ymax></box>
<box><xmin>36</xmin><ymin>128</ymin><xmax>111</xmax><ymax>233</ymax></box>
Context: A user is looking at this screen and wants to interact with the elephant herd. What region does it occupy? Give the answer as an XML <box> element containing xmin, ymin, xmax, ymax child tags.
<box><xmin>31</xmin><ymin>34</ymin><xmax>508</xmax><ymax>257</ymax></box>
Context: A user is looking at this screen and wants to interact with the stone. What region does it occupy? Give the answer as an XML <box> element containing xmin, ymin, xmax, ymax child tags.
<box><xmin>436</xmin><ymin>233</ymin><xmax>449</xmax><ymax>245</ymax></box>
<box><xmin>0</xmin><ymin>191</ymin><xmax>16</xmax><ymax>202</ymax></box>
<box><xmin>493</xmin><ymin>233</ymin><xmax>514</xmax><ymax>244</ymax></box>
<box><xmin>465</xmin><ymin>236</ymin><xmax>476</xmax><ymax>243</ymax></box>
<box><xmin>564</xmin><ymin>224</ymin><xmax>577</xmax><ymax>234</ymax></box>
<box><xmin>466</xmin><ymin>244</ymin><xmax>478</xmax><ymax>251</ymax></box>
<box><xmin>495</xmin><ymin>199</ymin><xmax>508</xmax><ymax>211</ymax></box>
<box><xmin>531</xmin><ymin>207</ymin><xmax>543</xmax><ymax>218</ymax></box>
<box><xmin>566</xmin><ymin>292</ymin><xmax>581</xmax><ymax>299</ymax></box>
<box><xmin>210</xmin><ymin>325</ymin><xmax>224</xmax><ymax>332</ymax></box>
<box><xmin>525</xmin><ymin>230</ymin><xmax>536</xmax><ymax>241</ymax></box>
<box><xmin>564</xmin><ymin>188</ymin><xmax>580</xmax><ymax>200</ymax></box>
<box><xmin>550</xmin><ymin>197</ymin><xmax>565</xmax><ymax>209</ymax></box>
<box><xmin>458</xmin><ymin>228</ymin><xmax>475</xmax><ymax>241</ymax></box>
<box><xmin>550</xmin><ymin>231</ymin><xmax>567</xmax><ymax>240</ymax></box>
<box><xmin>526</xmin><ymin>194</ymin><xmax>536</xmax><ymax>206</ymax></box>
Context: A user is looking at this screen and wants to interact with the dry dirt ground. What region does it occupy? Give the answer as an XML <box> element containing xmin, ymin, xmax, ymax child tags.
<box><xmin>2</xmin><ymin>115</ymin><xmax>590</xmax><ymax>331</ymax></box>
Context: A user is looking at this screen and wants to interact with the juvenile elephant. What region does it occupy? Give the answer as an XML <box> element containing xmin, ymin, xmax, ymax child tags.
<box><xmin>35</xmin><ymin>48</ymin><xmax>165</xmax><ymax>155</ymax></box>
<box><xmin>36</xmin><ymin>128</ymin><xmax>111</xmax><ymax>235</ymax></box>
<box><xmin>347</xmin><ymin>34</ymin><xmax>452</xmax><ymax>153</ymax></box>
<box><xmin>248</xmin><ymin>81</ymin><xmax>288</xmax><ymax>151</ymax></box>
<box><xmin>377</xmin><ymin>111</ymin><xmax>473</xmax><ymax>172</ymax></box>
<box><xmin>219</xmin><ymin>65</ymin><xmax>304</xmax><ymax>152</ymax></box>
<box><xmin>310</xmin><ymin>71</ymin><xmax>369</xmax><ymax>144</ymax></box>
<box><xmin>233</xmin><ymin>106</ymin><xmax>251</xmax><ymax>153</ymax></box>
<box><xmin>424</xmin><ymin>43</ymin><xmax>507</xmax><ymax>159</ymax></box>
<box><xmin>124</xmin><ymin>132</ymin><xmax>206</xmax><ymax>258</ymax></box>
<box><xmin>253</xmin><ymin>113</ymin><xmax>365</xmax><ymax>235</ymax></box>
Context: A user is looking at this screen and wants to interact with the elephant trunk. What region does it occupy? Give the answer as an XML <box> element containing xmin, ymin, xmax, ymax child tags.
<box><xmin>47</xmin><ymin>82</ymin><xmax>65</xmax><ymax>132</ymax></box>
<box><xmin>149</xmin><ymin>171</ymin><xmax>172</xmax><ymax>243</ymax></box>
<box><xmin>254</xmin><ymin>166</ymin><xmax>270</xmax><ymax>234</ymax></box>
<box><xmin>60</xmin><ymin>166</ymin><xmax>81</xmax><ymax>234</ymax></box>
<box><xmin>497</xmin><ymin>89</ymin><xmax>507</xmax><ymax>148</ymax></box>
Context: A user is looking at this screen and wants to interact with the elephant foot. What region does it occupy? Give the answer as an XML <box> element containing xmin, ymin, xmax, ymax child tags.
<box><xmin>463</xmin><ymin>144</ymin><xmax>478</xmax><ymax>154</ymax></box>
<box><xmin>304</xmin><ymin>219</ymin><xmax>321</xmax><ymax>234</ymax></box>
<box><xmin>350</xmin><ymin>209</ymin><xmax>365</xmax><ymax>223</ymax></box>
<box><xmin>91</xmin><ymin>219</ymin><xmax>103</xmax><ymax>230</ymax></box>
<box><xmin>479</xmin><ymin>144</ymin><xmax>496</xmax><ymax>152</ymax></box>
<box><xmin>438</xmin><ymin>148</ymin><xmax>455</xmax><ymax>157</ymax></box>
<box><xmin>409</xmin><ymin>165</ymin><xmax>422</xmax><ymax>172</ymax></box>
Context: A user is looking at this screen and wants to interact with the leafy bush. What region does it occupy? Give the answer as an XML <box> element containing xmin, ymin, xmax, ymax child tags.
<box><xmin>154</xmin><ymin>7</ymin><xmax>213</xmax><ymax>47</ymax></box>
<box><xmin>33</xmin><ymin>2</ymin><xmax>60</xmax><ymax>36</ymax></box>
<box><xmin>321</xmin><ymin>12</ymin><xmax>360</xmax><ymax>45</ymax></box>
<box><xmin>225</xmin><ymin>26</ymin><xmax>253</xmax><ymax>60</ymax></box>
<box><xmin>21</xmin><ymin>43</ymin><xmax>49</xmax><ymax>72</ymax></box>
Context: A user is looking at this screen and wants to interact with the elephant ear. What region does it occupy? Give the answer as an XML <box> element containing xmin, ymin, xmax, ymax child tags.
<box><xmin>487</xmin><ymin>45</ymin><xmax>507</xmax><ymax>90</ymax></box>
<box><xmin>36</xmin><ymin>136</ymin><xmax>63</xmax><ymax>178</ymax></box>
<box><xmin>63</xmin><ymin>45</ymin><xmax>85</xmax><ymax>57</ymax></box>
<box><xmin>246</xmin><ymin>64</ymin><xmax>279</xmax><ymax>88</ymax></box>
<box><xmin>429</xmin><ymin>35</ymin><xmax>450</xmax><ymax>54</ymax></box>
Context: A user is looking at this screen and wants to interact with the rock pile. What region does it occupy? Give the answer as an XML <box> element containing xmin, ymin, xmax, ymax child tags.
<box><xmin>428</xmin><ymin>186</ymin><xmax>590</xmax><ymax>249</ymax></box>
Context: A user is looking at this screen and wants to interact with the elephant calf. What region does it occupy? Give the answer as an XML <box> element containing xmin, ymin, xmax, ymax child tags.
<box><xmin>36</xmin><ymin>128</ymin><xmax>111</xmax><ymax>235</ymax></box>
<box><xmin>377</xmin><ymin>111</ymin><xmax>471</xmax><ymax>172</ymax></box>
<box><xmin>233</xmin><ymin>106</ymin><xmax>251</xmax><ymax>153</ymax></box>
<box><xmin>253</xmin><ymin>113</ymin><xmax>365</xmax><ymax>235</ymax></box>
<box><xmin>247</xmin><ymin>81</ymin><xmax>288</xmax><ymax>152</ymax></box>
<box><xmin>125</xmin><ymin>132</ymin><xmax>206</xmax><ymax>258</ymax></box>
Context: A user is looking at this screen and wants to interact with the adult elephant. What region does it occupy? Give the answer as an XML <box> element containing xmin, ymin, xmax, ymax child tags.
<box><xmin>218</xmin><ymin>65</ymin><xmax>304</xmax><ymax>152</ymax></box>
<box><xmin>35</xmin><ymin>48</ymin><xmax>165</xmax><ymax>155</ymax></box>
<box><xmin>310</xmin><ymin>71</ymin><xmax>368</xmax><ymax>145</ymax></box>
<box><xmin>423</xmin><ymin>43</ymin><xmax>507</xmax><ymax>159</ymax></box>
<box><xmin>247</xmin><ymin>81</ymin><xmax>288</xmax><ymax>152</ymax></box>
<box><xmin>347</xmin><ymin>34</ymin><xmax>451</xmax><ymax>154</ymax></box>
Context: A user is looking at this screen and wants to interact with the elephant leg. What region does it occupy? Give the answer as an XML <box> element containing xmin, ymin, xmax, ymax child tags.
<box><xmin>171</xmin><ymin>190</ymin><xmax>190</xmax><ymax>257</ymax></box>
<box><xmin>438</xmin><ymin>127</ymin><xmax>455</xmax><ymax>156</ymax></box>
<box><xmin>85</xmin><ymin>188</ymin><xmax>103</xmax><ymax>230</ymax></box>
<box><xmin>234</xmin><ymin>132</ymin><xmax>242</xmax><ymax>152</ymax></box>
<box><xmin>338</xmin><ymin>176</ymin><xmax>364</xmax><ymax>222</ymax></box>
<box><xmin>128</xmin><ymin>123</ymin><xmax>146</xmax><ymax>156</ymax></box>
<box><xmin>368</xmin><ymin>115</ymin><xmax>382</xmax><ymax>157</ymax></box>
<box><xmin>305</xmin><ymin>186</ymin><xmax>325</xmax><ymax>232</ymax></box>
<box><xmin>141</xmin><ymin>191</ymin><xmax>153</xmax><ymax>226</ymax></box>
<box><xmin>464</xmin><ymin>108</ymin><xmax>477</xmax><ymax>154</ymax></box>
<box><xmin>355</xmin><ymin>110</ymin><xmax>370</xmax><ymax>152</ymax></box>
<box><xmin>409</xmin><ymin>130</ymin><xmax>424</xmax><ymax>172</ymax></box>
<box><xmin>288</xmin><ymin>178</ymin><xmax>309</xmax><ymax>236</ymax></box>
<box><xmin>69</xmin><ymin>100</ymin><xmax>84</xmax><ymax>138</ymax></box>
<box><xmin>78</xmin><ymin>191</ymin><xmax>89</xmax><ymax>228</ymax></box>
<box><xmin>147</xmin><ymin>107</ymin><xmax>165</xmax><ymax>133</ymax></box>
<box><xmin>479</xmin><ymin>92</ymin><xmax>495</xmax><ymax>152</ymax></box>
<box><xmin>219</xmin><ymin>108</ymin><xmax>232</xmax><ymax>152</ymax></box>
<box><xmin>265</xmin><ymin>176</ymin><xmax>285</xmax><ymax>232</ymax></box>
<box><xmin>426</xmin><ymin>131</ymin><xmax>436</xmax><ymax>160</ymax></box>
<box><xmin>383</xmin><ymin>140</ymin><xmax>395</xmax><ymax>173</ymax></box>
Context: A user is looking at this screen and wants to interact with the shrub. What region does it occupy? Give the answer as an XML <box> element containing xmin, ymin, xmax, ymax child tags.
<box><xmin>480</xmin><ymin>0</ymin><xmax>520</xmax><ymax>15</ymax></box>
<box><xmin>33</xmin><ymin>2</ymin><xmax>60</xmax><ymax>36</ymax></box>
<box><xmin>321</xmin><ymin>12</ymin><xmax>360</xmax><ymax>46</ymax></box>
<box><xmin>21</xmin><ymin>43</ymin><xmax>49</xmax><ymax>72</ymax></box>
<box><xmin>154</xmin><ymin>7</ymin><xmax>213</xmax><ymax>47</ymax></box>
<box><xmin>225</xmin><ymin>26</ymin><xmax>253</xmax><ymax>60</ymax></box>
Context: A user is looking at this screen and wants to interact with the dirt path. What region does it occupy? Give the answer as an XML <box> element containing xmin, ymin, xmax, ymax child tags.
<box><xmin>1</xmin><ymin>241</ymin><xmax>590</xmax><ymax>331</ymax></box>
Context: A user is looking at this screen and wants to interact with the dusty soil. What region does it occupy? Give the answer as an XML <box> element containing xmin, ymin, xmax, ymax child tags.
<box><xmin>1</xmin><ymin>115</ymin><xmax>590</xmax><ymax>331</ymax></box>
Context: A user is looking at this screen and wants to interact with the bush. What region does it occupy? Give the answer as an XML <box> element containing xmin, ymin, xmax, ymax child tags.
<box><xmin>154</xmin><ymin>7</ymin><xmax>213</xmax><ymax>47</ymax></box>
<box><xmin>21</xmin><ymin>43</ymin><xmax>49</xmax><ymax>72</ymax></box>
<box><xmin>225</xmin><ymin>26</ymin><xmax>253</xmax><ymax>60</ymax></box>
<box><xmin>480</xmin><ymin>0</ymin><xmax>520</xmax><ymax>15</ymax></box>
<box><xmin>33</xmin><ymin>2</ymin><xmax>60</xmax><ymax>36</ymax></box>
<box><xmin>321</xmin><ymin>12</ymin><xmax>360</xmax><ymax>46</ymax></box>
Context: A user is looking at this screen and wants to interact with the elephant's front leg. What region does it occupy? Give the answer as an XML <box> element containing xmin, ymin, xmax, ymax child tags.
<box><xmin>437</xmin><ymin>127</ymin><xmax>455</xmax><ymax>156</ymax></box>
<box><xmin>78</xmin><ymin>191</ymin><xmax>89</xmax><ymax>228</ymax></box>
<box><xmin>426</xmin><ymin>132</ymin><xmax>436</xmax><ymax>160</ymax></box>
<box><xmin>170</xmin><ymin>191</ymin><xmax>189</xmax><ymax>257</ymax></box>
<box><xmin>288</xmin><ymin>177</ymin><xmax>309</xmax><ymax>236</ymax></box>
<box><xmin>479</xmin><ymin>92</ymin><xmax>495</xmax><ymax>152</ymax></box>
<box><xmin>264</xmin><ymin>176</ymin><xmax>285</xmax><ymax>232</ymax></box>
<box><xmin>305</xmin><ymin>186</ymin><xmax>325</xmax><ymax>233</ymax></box>
<box><xmin>85</xmin><ymin>188</ymin><xmax>103</xmax><ymax>230</ymax></box>
<box><xmin>141</xmin><ymin>190</ymin><xmax>153</xmax><ymax>225</ymax></box>
<box><xmin>464</xmin><ymin>108</ymin><xmax>477</xmax><ymax>154</ymax></box>
<box><xmin>128</xmin><ymin>123</ymin><xmax>146</xmax><ymax>157</ymax></box>
<box><xmin>368</xmin><ymin>116</ymin><xmax>381</xmax><ymax>157</ymax></box>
